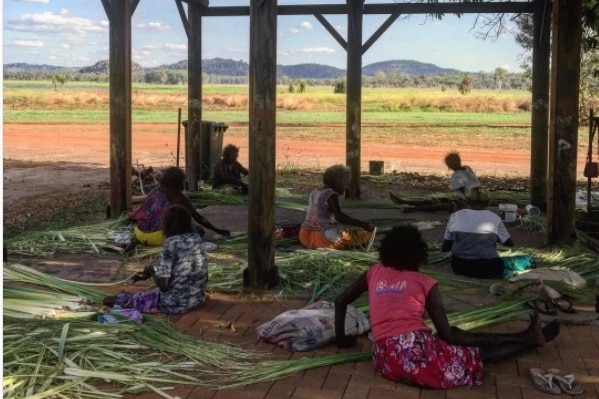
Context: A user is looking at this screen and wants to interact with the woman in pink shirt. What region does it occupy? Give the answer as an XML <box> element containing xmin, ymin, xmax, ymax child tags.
<box><xmin>334</xmin><ymin>225</ymin><xmax>559</xmax><ymax>389</ymax></box>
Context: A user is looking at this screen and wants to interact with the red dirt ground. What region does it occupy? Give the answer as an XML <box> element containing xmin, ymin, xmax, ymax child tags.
<box><xmin>4</xmin><ymin>123</ymin><xmax>540</xmax><ymax>174</ymax></box>
<box><xmin>5</xmin><ymin>122</ymin><xmax>592</xmax><ymax>175</ymax></box>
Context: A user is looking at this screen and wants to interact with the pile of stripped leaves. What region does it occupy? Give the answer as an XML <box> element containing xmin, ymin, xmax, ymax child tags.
<box><xmin>4</xmin><ymin>263</ymin><xmax>533</xmax><ymax>398</ymax></box>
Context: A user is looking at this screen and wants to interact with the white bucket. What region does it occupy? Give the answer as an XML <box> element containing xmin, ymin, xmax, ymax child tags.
<box><xmin>498</xmin><ymin>203</ymin><xmax>518</xmax><ymax>222</ymax></box>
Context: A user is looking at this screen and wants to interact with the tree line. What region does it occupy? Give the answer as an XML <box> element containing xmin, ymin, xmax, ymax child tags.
<box><xmin>4</xmin><ymin>68</ymin><xmax>529</xmax><ymax>92</ymax></box>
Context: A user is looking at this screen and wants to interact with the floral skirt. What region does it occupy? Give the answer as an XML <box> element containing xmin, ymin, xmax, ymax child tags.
<box><xmin>372</xmin><ymin>330</ymin><xmax>484</xmax><ymax>389</ymax></box>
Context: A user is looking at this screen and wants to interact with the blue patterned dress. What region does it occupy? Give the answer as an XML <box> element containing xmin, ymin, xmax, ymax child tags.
<box><xmin>155</xmin><ymin>232</ymin><xmax>208</xmax><ymax>314</ymax></box>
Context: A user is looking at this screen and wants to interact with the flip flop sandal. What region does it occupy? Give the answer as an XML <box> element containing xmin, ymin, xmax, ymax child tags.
<box><xmin>547</xmin><ymin>368</ymin><xmax>585</xmax><ymax>395</ymax></box>
<box><xmin>529</xmin><ymin>367</ymin><xmax>561</xmax><ymax>395</ymax></box>
<box><xmin>527</xmin><ymin>298</ymin><xmax>558</xmax><ymax>315</ymax></box>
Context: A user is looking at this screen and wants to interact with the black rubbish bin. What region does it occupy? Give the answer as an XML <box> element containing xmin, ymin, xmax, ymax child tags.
<box><xmin>200</xmin><ymin>121</ymin><xmax>228</xmax><ymax>181</ymax></box>
<box><xmin>181</xmin><ymin>120</ymin><xmax>228</xmax><ymax>183</ymax></box>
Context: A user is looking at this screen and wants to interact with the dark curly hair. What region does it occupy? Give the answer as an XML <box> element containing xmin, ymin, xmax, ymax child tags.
<box><xmin>160</xmin><ymin>167</ymin><xmax>185</xmax><ymax>190</ymax></box>
<box><xmin>222</xmin><ymin>144</ymin><xmax>240</xmax><ymax>159</ymax></box>
<box><xmin>161</xmin><ymin>204</ymin><xmax>193</xmax><ymax>238</ymax></box>
<box><xmin>444</xmin><ymin>151</ymin><xmax>462</xmax><ymax>171</ymax></box>
<box><xmin>379</xmin><ymin>224</ymin><xmax>428</xmax><ymax>271</ymax></box>
<box><xmin>322</xmin><ymin>164</ymin><xmax>350</xmax><ymax>191</ymax></box>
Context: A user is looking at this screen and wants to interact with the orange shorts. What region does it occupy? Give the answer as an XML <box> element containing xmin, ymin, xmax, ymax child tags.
<box><xmin>298</xmin><ymin>227</ymin><xmax>373</xmax><ymax>250</ymax></box>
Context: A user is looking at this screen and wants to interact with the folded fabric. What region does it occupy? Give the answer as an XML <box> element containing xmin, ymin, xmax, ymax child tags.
<box><xmin>256</xmin><ymin>300</ymin><xmax>370</xmax><ymax>352</ymax></box>
<box><xmin>509</xmin><ymin>268</ymin><xmax>586</xmax><ymax>289</ymax></box>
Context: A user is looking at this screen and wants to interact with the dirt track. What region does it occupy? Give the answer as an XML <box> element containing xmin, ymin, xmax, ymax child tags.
<box><xmin>4</xmin><ymin>123</ymin><xmax>542</xmax><ymax>175</ymax></box>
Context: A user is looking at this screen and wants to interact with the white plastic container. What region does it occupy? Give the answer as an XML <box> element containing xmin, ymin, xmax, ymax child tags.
<box><xmin>498</xmin><ymin>203</ymin><xmax>518</xmax><ymax>222</ymax></box>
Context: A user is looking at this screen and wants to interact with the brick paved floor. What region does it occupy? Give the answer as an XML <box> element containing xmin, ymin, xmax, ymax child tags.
<box><xmin>123</xmin><ymin>291</ymin><xmax>599</xmax><ymax>399</ymax></box>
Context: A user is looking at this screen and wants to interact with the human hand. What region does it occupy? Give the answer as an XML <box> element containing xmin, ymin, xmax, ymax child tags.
<box><xmin>131</xmin><ymin>269</ymin><xmax>151</xmax><ymax>282</ymax></box>
<box><xmin>336</xmin><ymin>335</ymin><xmax>357</xmax><ymax>348</ymax></box>
<box><xmin>363</xmin><ymin>222</ymin><xmax>376</xmax><ymax>232</ymax></box>
<box><xmin>143</xmin><ymin>265</ymin><xmax>155</xmax><ymax>275</ymax></box>
<box><xmin>218</xmin><ymin>229</ymin><xmax>231</xmax><ymax>238</ymax></box>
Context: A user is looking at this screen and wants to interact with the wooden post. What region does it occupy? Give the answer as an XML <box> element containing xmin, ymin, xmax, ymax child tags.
<box><xmin>586</xmin><ymin>109</ymin><xmax>597</xmax><ymax>213</ymax></box>
<box><xmin>176</xmin><ymin>107</ymin><xmax>182</xmax><ymax>168</ymax></box>
<box><xmin>103</xmin><ymin>0</ymin><xmax>133</xmax><ymax>216</ymax></box>
<box><xmin>345</xmin><ymin>0</ymin><xmax>364</xmax><ymax>199</ymax></box>
<box><xmin>547</xmin><ymin>0</ymin><xmax>583</xmax><ymax>243</ymax></box>
<box><xmin>187</xmin><ymin>1</ymin><xmax>203</xmax><ymax>191</ymax></box>
<box><xmin>247</xmin><ymin>0</ymin><xmax>279</xmax><ymax>289</ymax></box>
<box><xmin>530</xmin><ymin>0</ymin><xmax>551</xmax><ymax>211</ymax></box>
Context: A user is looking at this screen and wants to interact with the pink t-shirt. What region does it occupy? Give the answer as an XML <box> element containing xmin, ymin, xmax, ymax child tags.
<box><xmin>367</xmin><ymin>264</ymin><xmax>437</xmax><ymax>341</ymax></box>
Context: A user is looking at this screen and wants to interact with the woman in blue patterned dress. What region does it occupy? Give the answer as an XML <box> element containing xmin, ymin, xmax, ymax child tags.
<box><xmin>104</xmin><ymin>204</ymin><xmax>210</xmax><ymax>314</ymax></box>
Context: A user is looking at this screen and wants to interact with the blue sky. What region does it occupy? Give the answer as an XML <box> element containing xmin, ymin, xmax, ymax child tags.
<box><xmin>3</xmin><ymin>0</ymin><xmax>525</xmax><ymax>72</ymax></box>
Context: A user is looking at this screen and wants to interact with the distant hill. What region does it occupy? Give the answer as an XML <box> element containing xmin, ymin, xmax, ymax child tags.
<box><xmin>4</xmin><ymin>58</ymin><xmax>470</xmax><ymax>80</ymax></box>
<box><xmin>362</xmin><ymin>60</ymin><xmax>460</xmax><ymax>76</ymax></box>
<box><xmin>154</xmin><ymin>58</ymin><xmax>249</xmax><ymax>76</ymax></box>
<box><xmin>3</xmin><ymin>63</ymin><xmax>76</xmax><ymax>73</ymax></box>
<box><xmin>278</xmin><ymin>63</ymin><xmax>345</xmax><ymax>79</ymax></box>
<box><xmin>78</xmin><ymin>59</ymin><xmax>145</xmax><ymax>74</ymax></box>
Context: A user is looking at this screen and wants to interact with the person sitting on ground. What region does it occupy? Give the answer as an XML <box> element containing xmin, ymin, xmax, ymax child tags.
<box><xmin>212</xmin><ymin>144</ymin><xmax>249</xmax><ymax>194</ymax></box>
<box><xmin>446</xmin><ymin>151</ymin><xmax>481</xmax><ymax>203</ymax></box>
<box><xmin>389</xmin><ymin>151</ymin><xmax>481</xmax><ymax>212</ymax></box>
<box><xmin>441</xmin><ymin>188</ymin><xmax>534</xmax><ymax>278</ymax></box>
<box><xmin>104</xmin><ymin>205</ymin><xmax>211</xmax><ymax>314</ymax></box>
<box><xmin>299</xmin><ymin>164</ymin><xmax>376</xmax><ymax>250</ymax></box>
<box><xmin>334</xmin><ymin>224</ymin><xmax>560</xmax><ymax>389</ymax></box>
<box><xmin>129</xmin><ymin>166</ymin><xmax>230</xmax><ymax>248</ymax></box>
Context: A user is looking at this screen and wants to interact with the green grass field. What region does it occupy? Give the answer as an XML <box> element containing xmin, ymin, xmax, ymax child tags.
<box><xmin>4</xmin><ymin>81</ymin><xmax>533</xmax><ymax>126</ymax></box>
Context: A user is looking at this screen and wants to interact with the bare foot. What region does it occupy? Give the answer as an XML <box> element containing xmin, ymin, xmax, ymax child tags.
<box><xmin>542</xmin><ymin>320</ymin><xmax>560</xmax><ymax>343</ymax></box>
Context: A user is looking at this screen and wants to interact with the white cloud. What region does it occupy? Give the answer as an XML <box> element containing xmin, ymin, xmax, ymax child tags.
<box><xmin>137</xmin><ymin>22</ymin><xmax>171</xmax><ymax>30</ymax></box>
<box><xmin>300</xmin><ymin>47</ymin><xmax>335</xmax><ymax>54</ymax></box>
<box><xmin>164</xmin><ymin>43</ymin><xmax>187</xmax><ymax>51</ymax></box>
<box><xmin>61</xmin><ymin>43</ymin><xmax>70</xmax><ymax>49</ymax></box>
<box><xmin>286</xmin><ymin>20</ymin><xmax>315</xmax><ymax>36</ymax></box>
<box><xmin>133</xmin><ymin>49</ymin><xmax>151</xmax><ymax>57</ymax></box>
<box><xmin>5</xmin><ymin>10</ymin><xmax>105</xmax><ymax>37</ymax></box>
<box><xmin>14</xmin><ymin>39</ymin><xmax>43</xmax><ymax>47</ymax></box>
<box><xmin>15</xmin><ymin>0</ymin><xmax>49</xmax><ymax>3</ymax></box>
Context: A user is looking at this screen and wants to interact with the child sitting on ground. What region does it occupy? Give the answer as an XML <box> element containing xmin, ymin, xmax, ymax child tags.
<box><xmin>104</xmin><ymin>204</ymin><xmax>210</xmax><ymax>314</ymax></box>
